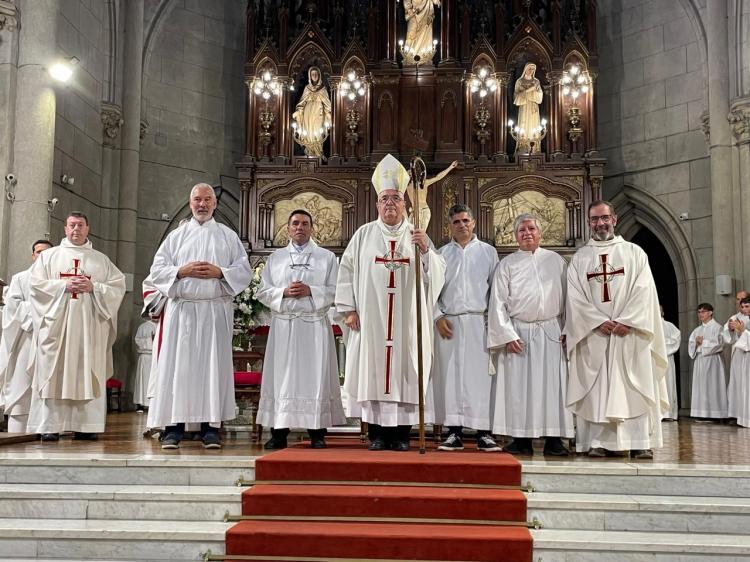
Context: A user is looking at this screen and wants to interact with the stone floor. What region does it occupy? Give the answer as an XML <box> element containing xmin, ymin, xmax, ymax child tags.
<box><xmin>1</xmin><ymin>412</ymin><xmax>749</xmax><ymax>465</ymax></box>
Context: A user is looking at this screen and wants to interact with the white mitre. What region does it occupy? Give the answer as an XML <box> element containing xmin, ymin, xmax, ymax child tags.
<box><xmin>372</xmin><ymin>153</ymin><xmax>409</xmax><ymax>195</ymax></box>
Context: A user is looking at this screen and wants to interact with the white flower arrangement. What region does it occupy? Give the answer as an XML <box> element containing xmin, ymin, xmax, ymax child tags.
<box><xmin>232</xmin><ymin>262</ymin><xmax>267</xmax><ymax>350</ymax></box>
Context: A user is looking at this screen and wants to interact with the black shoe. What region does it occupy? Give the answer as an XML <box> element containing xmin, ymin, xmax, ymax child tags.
<box><xmin>40</xmin><ymin>433</ymin><xmax>59</xmax><ymax>442</ymax></box>
<box><xmin>391</xmin><ymin>439</ymin><xmax>410</xmax><ymax>451</ymax></box>
<box><xmin>368</xmin><ymin>437</ymin><xmax>388</xmax><ymax>451</ymax></box>
<box><xmin>310</xmin><ymin>437</ymin><xmax>327</xmax><ymax>449</ymax></box>
<box><xmin>73</xmin><ymin>432</ymin><xmax>98</xmax><ymax>441</ymax></box>
<box><xmin>503</xmin><ymin>438</ymin><xmax>533</xmax><ymax>455</ymax></box>
<box><xmin>161</xmin><ymin>432</ymin><xmax>181</xmax><ymax>449</ymax></box>
<box><xmin>202</xmin><ymin>432</ymin><xmax>222</xmax><ymax>449</ymax></box>
<box><xmin>631</xmin><ymin>449</ymin><xmax>653</xmax><ymax>459</ymax></box>
<box><xmin>264</xmin><ymin>436</ymin><xmax>287</xmax><ymax>450</ymax></box>
<box><xmin>477</xmin><ymin>434</ymin><xmax>502</xmax><ymax>452</ymax></box>
<box><xmin>543</xmin><ymin>437</ymin><xmax>570</xmax><ymax>457</ymax></box>
<box><xmin>438</xmin><ymin>433</ymin><xmax>464</xmax><ymax>451</ymax></box>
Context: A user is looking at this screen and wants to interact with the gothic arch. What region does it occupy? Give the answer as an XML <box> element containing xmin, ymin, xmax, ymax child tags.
<box><xmin>610</xmin><ymin>183</ymin><xmax>699</xmax><ymax>322</ymax></box>
<box><xmin>142</xmin><ymin>0</ymin><xmax>178</xmax><ymax>75</ymax></box>
<box><xmin>677</xmin><ymin>0</ymin><xmax>709</xmax><ymax>102</ymax></box>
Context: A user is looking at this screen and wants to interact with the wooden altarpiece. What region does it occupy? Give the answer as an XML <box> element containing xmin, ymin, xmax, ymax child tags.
<box><xmin>236</xmin><ymin>0</ymin><xmax>605</xmax><ymax>262</ymax></box>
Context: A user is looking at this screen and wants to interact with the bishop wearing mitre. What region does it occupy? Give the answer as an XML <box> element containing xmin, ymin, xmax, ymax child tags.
<box><xmin>335</xmin><ymin>154</ymin><xmax>446</xmax><ymax>451</ymax></box>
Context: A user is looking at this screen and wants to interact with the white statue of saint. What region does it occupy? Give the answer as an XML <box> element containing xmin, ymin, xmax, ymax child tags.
<box><xmin>292</xmin><ymin>66</ymin><xmax>332</xmax><ymax>157</ymax></box>
<box><xmin>513</xmin><ymin>63</ymin><xmax>544</xmax><ymax>153</ymax></box>
<box><xmin>404</xmin><ymin>0</ymin><xmax>441</xmax><ymax>60</ymax></box>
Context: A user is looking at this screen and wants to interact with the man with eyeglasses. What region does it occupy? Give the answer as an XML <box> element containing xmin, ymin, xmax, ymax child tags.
<box><xmin>255</xmin><ymin>210</ymin><xmax>346</xmax><ymax>449</ymax></box>
<box><xmin>564</xmin><ymin>200</ymin><xmax>668</xmax><ymax>459</ymax></box>
<box><xmin>336</xmin><ymin>154</ymin><xmax>446</xmax><ymax>451</ymax></box>
<box><xmin>27</xmin><ymin>212</ymin><xmax>126</xmax><ymax>442</ymax></box>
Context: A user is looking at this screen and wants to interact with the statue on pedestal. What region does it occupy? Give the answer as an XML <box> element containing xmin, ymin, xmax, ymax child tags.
<box><xmin>292</xmin><ymin>66</ymin><xmax>332</xmax><ymax>157</ymax></box>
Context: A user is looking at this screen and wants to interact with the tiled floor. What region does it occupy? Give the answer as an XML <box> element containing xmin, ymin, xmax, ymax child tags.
<box><xmin>1</xmin><ymin>413</ymin><xmax>749</xmax><ymax>464</ymax></box>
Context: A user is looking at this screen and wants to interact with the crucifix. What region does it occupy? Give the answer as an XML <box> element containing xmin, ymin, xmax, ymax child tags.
<box><xmin>586</xmin><ymin>254</ymin><xmax>624</xmax><ymax>303</ymax></box>
<box><xmin>59</xmin><ymin>258</ymin><xmax>91</xmax><ymax>300</ymax></box>
<box><xmin>373</xmin><ymin>240</ymin><xmax>410</xmax><ymax>395</ymax></box>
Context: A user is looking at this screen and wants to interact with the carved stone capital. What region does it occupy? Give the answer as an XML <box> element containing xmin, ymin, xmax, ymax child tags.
<box><xmin>0</xmin><ymin>1</ymin><xmax>18</xmax><ymax>32</ymax></box>
<box><xmin>101</xmin><ymin>103</ymin><xmax>123</xmax><ymax>147</ymax></box>
<box><xmin>729</xmin><ymin>97</ymin><xmax>750</xmax><ymax>143</ymax></box>
<box><xmin>700</xmin><ymin>111</ymin><xmax>710</xmax><ymax>142</ymax></box>
<box><xmin>140</xmin><ymin>119</ymin><xmax>149</xmax><ymax>144</ymax></box>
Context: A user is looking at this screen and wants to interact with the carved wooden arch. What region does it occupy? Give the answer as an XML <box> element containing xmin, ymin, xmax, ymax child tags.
<box><xmin>506</xmin><ymin>37</ymin><xmax>553</xmax><ymax>80</ymax></box>
<box><xmin>258</xmin><ymin>177</ymin><xmax>355</xmax><ymax>204</ymax></box>
<box><xmin>441</xmin><ymin>90</ymin><xmax>457</xmax><ymax>108</ymax></box>
<box><xmin>479</xmin><ymin>175</ymin><xmax>581</xmax><ymax>203</ymax></box>
<box><xmin>256</xmin><ymin>177</ymin><xmax>357</xmax><ymax>247</ymax></box>
<box><xmin>378</xmin><ymin>90</ymin><xmax>394</xmax><ymax>109</ymax></box>
<box><xmin>562</xmin><ymin>49</ymin><xmax>589</xmax><ymax>72</ymax></box>
<box><xmin>255</xmin><ymin>57</ymin><xmax>279</xmax><ymax>76</ymax></box>
<box><xmin>288</xmin><ymin>41</ymin><xmax>334</xmax><ymax>80</ymax></box>
<box><xmin>342</xmin><ymin>55</ymin><xmax>367</xmax><ymax>76</ymax></box>
<box><xmin>471</xmin><ymin>53</ymin><xmax>496</xmax><ymax>74</ymax></box>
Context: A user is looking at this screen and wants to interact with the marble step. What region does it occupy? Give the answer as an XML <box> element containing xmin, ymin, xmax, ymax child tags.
<box><xmin>0</xmin><ymin>518</ymin><xmax>229</xmax><ymax>561</ymax></box>
<box><xmin>522</xmin><ymin>460</ymin><xmax>750</xmax><ymax>498</ymax></box>
<box><xmin>0</xmin><ymin>484</ymin><xmax>243</xmax><ymax>521</ymax></box>
<box><xmin>532</xmin><ymin>529</ymin><xmax>750</xmax><ymax>561</ymax></box>
<box><xmin>528</xmin><ymin>492</ymin><xmax>750</xmax><ymax>534</ymax></box>
<box><xmin>0</xmin><ymin>454</ymin><xmax>257</xmax><ymax>486</ymax></box>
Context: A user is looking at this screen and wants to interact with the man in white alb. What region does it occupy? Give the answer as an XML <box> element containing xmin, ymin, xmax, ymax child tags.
<box><xmin>27</xmin><ymin>212</ymin><xmax>126</xmax><ymax>441</ymax></box>
<box><xmin>428</xmin><ymin>204</ymin><xmax>500</xmax><ymax>452</ymax></box>
<box><xmin>0</xmin><ymin>239</ymin><xmax>52</xmax><ymax>432</ymax></box>
<box><xmin>564</xmin><ymin>200</ymin><xmax>668</xmax><ymax>459</ymax></box>
<box><xmin>688</xmin><ymin>303</ymin><xmax>727</xmax><ymax>420</ymax></box>
<box><xmin>336</xmin><ymin>154</ymin><xmax>446</xmax><ymax>451</ymax></box>
<box><xmin>488</xmin><ymin>213</ymin><xmax>573</xmax><ymax>456</ymax></box>
<box><xmin>133</xmin><ymin>319</ymin><xmax>156</xmax><ymax>413</ymax></box>
<box><xmin>147</xmin><ymin>183</ymin><xmax>252</xmax><ymax>449</ymax></box>
<box><xmin>256</xmin><ymin>210</ymin><xmax>346</xmax><ymax>449</ymax></box>
<box><xmin>723</xmin><ymin>296</ymin><xmax>750</xmax><ymax>427</ymax></box>
<box><xmin>661</xmin><ymin>307</ymin><xmax>681</xmax><ymax>421</ymax></box>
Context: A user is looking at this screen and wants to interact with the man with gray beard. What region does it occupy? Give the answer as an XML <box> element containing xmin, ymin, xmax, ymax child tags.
<box><xmin>564</xmin><ymin>200</ymin><xmax>669</xmax><ymax>459</ymax></box>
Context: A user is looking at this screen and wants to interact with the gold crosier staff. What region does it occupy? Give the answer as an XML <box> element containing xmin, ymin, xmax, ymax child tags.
<box><xmin>409</xmin><ymin>156</ymin><xmax>428</xmax><ymax>454</ymax></box>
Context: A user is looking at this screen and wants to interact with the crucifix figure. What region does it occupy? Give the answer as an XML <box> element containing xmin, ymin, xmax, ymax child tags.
<box><xmin>374</xmin><ymin>240</ymin><xmax>410</xmax><ymax>393</ymax></box>
<box><xmin>59</xmin><ymin>258</ymin><xmax>91</xmax><ymax>300</ymax></box>
<box><xmin>586</xmin><ymin>253</ymin><xmax>624</xmax><ymax>303</ymax></box>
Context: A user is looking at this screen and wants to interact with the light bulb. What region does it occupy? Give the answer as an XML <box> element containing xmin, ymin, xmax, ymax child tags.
<box><xmin>254</xmin><ymin>88</ymin><xmax>262</xmax><ymax>96</ymax></box>
<box><xmin>433</xmin><ymin>39</ymin><xmax>438</xmax><ymax>45</ymax></box>
<box><xmin>577</xmin><ymin>75</ymin><xmax>585</xmax><ymax>84</ymax></box>
<box><xmin>358</xmin><ymin>87</ymin><xmax>365</xmax><ymax>96</ymax></box>
<box><xmin>348</xmin><ymin>92</ymin><xmax>356</xmax><ymax>100</ymax></box>
<box><xmin>348</xmin><ymin>71</ymin><xmax>355</xmax><ymax>81</ymax></box>
<box><xmin>581</xmin><ymin>85</ymin><xmax>589</xmax><ymax>93</ymax></box>
<box><xmin>470</xmin><ymin>86</ymin><xmax>478</xmax><ymax>93</ymax></box>
<box><xmin>399</xmin><ymin>39</ymin><xmax>404</xmax><ymax>46</ymax></box>
<box><xmin>572</xmin><ymin>90</ymin><xmax>580</xmax><ymax>99</ymax></box>
<box><xmin>508</xmin><ymin>119</ymin><xmax>514</xmax><ymax>126</ymax></box>
<box><xmin>541</xmin><ymin>118</ymin><xmax>547</xmax><ymax>126</ymax></box>
<box><xmin>479</xmin><ymin>67</ymin><xmax>488</xmax><ymax>78</ymax></box>
<box><xmin>472</xmin><ymin>78</ymin><xmax>480</xmax><ymax>87</ymax></box>
<box><xmin>562</xmin><ymin>75</ymin><xmax>571</xmax><ymax>84</ymax></box>
<box><xmin>263</xmin><ymin>71</ymin><xmax>271</xmax><ymax>81</ymax></box>
<box><xmin>292</xmin><ymin>122</ymin><xmax>298</xmax><ymax>129</ymax></box>
<box><xmin>262</xmin><ymin>91</ymin><xmax>270</xmax><ymax>99</ymax></box>
<box><xmin>341</xmin><ymin>82</ymin><xmax>349</xmax><ymax>91</ymax></box>
<box><xmin>570</xmin><ymin>65</ymin><xmax>579</xmax><ymax>75</ymax></box>
<box><xmin>289</xmin><ymin>84</ymin><xmax>295</xmax><ymax>91</ymax></box>
<box><xmin>354</xmin><ymin>80</ymin><xmax>361</xmax><ymax>89</ymax></box>
<box><xmin>479</xmin><ymin>89</ymin><xmax>487</xmax><ymax>97</ymax></box>
<box><xmin>562</xmin><ymin>86</ymin><xmax>570</xmax><ymax>96</ymax></box>
<box><xmin>490</xmin><ymin>83</ymin><xmax>497</xmax><ymax>92</ymax></box>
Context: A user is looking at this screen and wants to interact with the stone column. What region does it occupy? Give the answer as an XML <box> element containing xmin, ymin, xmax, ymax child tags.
<box><xmin>729</xmin><ymin>98</ymin><xmax>750</xmax><ymax>287</ymax></box>
<box><xmin>706</xmin><ymin>0</ymin><xmax>735</xmax><ymax>320</ymax></box>
<box><xmin>113</xmin><ymin>0</ymin><xmax>144</xmax><ymax>386</ymax></box>
<box><xmin>7</xmin><ymin>0</ymin><xmax>57</xmax><ymax>278</ymax></box>
<box><xmin>0</xmin><ymin>2</ymin><xmax>19</xmax><ymax>278</ymax></box>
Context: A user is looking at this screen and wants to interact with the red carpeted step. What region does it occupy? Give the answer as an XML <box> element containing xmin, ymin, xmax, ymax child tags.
<box><xmin>255</xmin><ymin>448</ymin><xmax>522</xmax><ymax>487</ymax></box>
<box><xmin>242</xmin><ymin>484</ymin><xmax>527</xmax><ymax>522</ymax></box>
<box><xmin>226</xmin><ymin>520</ymin><xmax>532</xmax><ymax>562</ymax></box>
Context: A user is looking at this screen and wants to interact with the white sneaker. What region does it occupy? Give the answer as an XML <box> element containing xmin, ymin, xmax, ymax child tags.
<box><xmin>438</xmin><ymin>433</ymin><xmax>464</xmax><ymax>451</ymax></box>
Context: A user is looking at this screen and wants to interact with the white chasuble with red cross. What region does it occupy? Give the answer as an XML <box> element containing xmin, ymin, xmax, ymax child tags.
<box><xmin>563</xmin><ymin>236</ymin><xmax>668</xmax><ymax>427</ymax></box>
<box><xmin>336</xmin><ymin>219</ymin><xmax>446</xmax><ymax>407</ymax></box>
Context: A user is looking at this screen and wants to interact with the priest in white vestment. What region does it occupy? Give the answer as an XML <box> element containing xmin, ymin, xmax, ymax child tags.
<box><xmin>427</xmin><ymin>204</ymin><xmax>500</xmax><ymax>452</ymax></box>
<box><xmin>27</xmin><ymin>213</ymin><xmax>126</xmax><ymax>440</ymax></box>
<box><xmin>336</xmin><ymin>154</ymin><xmax>446</xmax><ymax>451</ymax></box>
<box><xmin>688</xmin><ymin>303</ymin><xmax>727</xmax><ymax>420</ymax></box>
<box><xmin>488</xmin><ymin>213</ymin><xmax>574</xmax><ymax>456</ymax></box>
<box><xmin>133</xmin><ymin>319</ymin><xmax>156</xmax><ymax>412</ymax></box>
<box><xmin>564</xmin><ymin>201</ymin><xmax>668</xmax><ymax>459</ymax></box>
<box><xmin>256</xmin><ymin>210</ymin><xmax>346</xmax><ymax>449</ymax></box>
<box><xmin>661</xmin><ymin>308</ymin><xmax>681</xmax><ymax>420</ymax></box>
<box><xmin>723</xmin><ymin>297</ymin><xmax>750</xmax><ymax>426</ymax></box>
<box><xmin>0</xmin><ymin>240</ymin><xmax>52</xmax><ymax>432</ymax></box>
<box><xmin>147</xmin><ymin>184</ymin><xmax>252</xmax><ymax>449</ymax></box>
